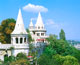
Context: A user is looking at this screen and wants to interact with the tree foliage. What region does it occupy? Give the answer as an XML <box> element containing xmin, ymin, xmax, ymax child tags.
<box><xmin>3</xmin><ymin>53</ymin><xmax>30</xmax><ymax>65</ymax></box>
<box><xmin>9</xmin><ymin>58</ymin><xmax>30</xmax><ymax>65</ymax></box>
<box><xmin>16</xmin><ymin>53</ymin><xmax>27</xmax><ymax>60</ymax></box>
<box><xmin>63</xmin><ymin>55</ymin><xmax>79</xmax><ymax>65</ymax></box>
<box><xmin>38</xmin><ymin>34</ymin><xmax>80</xmax><ymax>65</ymax></box>
<box><xmin>0</xmin><ymin>18</ymin><xmax>16</xmax><ymax>44</ymax></box>
<box><xmin>59</xmin><ymin>29</ymin><xmax>66</xmax><ymax>40</ymax></box>
<box><xmin>26</xmin><ymin>29</ymin><xmax>33</xmax><ymax>43</ymax></box>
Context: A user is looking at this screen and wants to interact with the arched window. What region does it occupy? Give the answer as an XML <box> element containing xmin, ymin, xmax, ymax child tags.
<box><xmin>38</xmin><ymin>26</ymin><xmax>40</xmax><ymax>29</ymax></box>
<box><xmin>24</xmin><ymin>38</ymin><xmax>26</xmax><ymax>43</ymax></box>
<box><xmin>16</xmin><ymin>38</ymin><xmax>18</xmax><ymax>43</ymax></box>
<box><xmin>20</xmin><ymin>38</ymin><xmax>23</xmax><ymax>43</ymax></box>
<box><xmin>4</xmin><ymin>54</ymin><xmax>8</xmax><ymax>61</ymax></box>
<box><xmin>37</xmin><ymin>33</ymin><xmax>40</xmax><ymax>36</ymax></box>
<box><xmin>41</xmin><ymin>33</ymin><xmax>44</xmax><ymax>36</ymax></box>
<box><xmin>42</xmin><ymin>26</ymin><xmax>43</xmax><ymax>29</ymax></box>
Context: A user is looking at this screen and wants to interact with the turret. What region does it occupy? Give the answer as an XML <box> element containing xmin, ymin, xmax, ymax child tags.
<box><xmin>29</xmin><ymin>19</ymin><xmax>34</xmax><ymax>29</ymax></box>
<box><xmin>11</xmin><ymin>9</ymin><xmax>28</xmax><ymax>44</ymax></box>
<box><xmin>35</xmin><ymin>12</ymin><xmax>44</xmax><ymax>29</ymax></box>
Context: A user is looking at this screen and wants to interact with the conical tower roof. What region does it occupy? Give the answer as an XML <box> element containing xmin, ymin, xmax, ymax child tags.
<box><xmin>35</xmin><ymin>12</ymin><xmax>44</xmax><ymax>27</ymax></box>
<box><xmin>11</xmin><ymin>9</ymin><xmax>27</xmax><ymax>34</ymax></box>
<box><xmin>29</xmin><ymin>19</ymin><xmax>33</xmax><ymax>27</ymax></box>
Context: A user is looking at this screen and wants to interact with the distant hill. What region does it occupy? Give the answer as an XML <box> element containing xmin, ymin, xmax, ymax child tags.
<box><xmin>67</xmin><ymin>40</ymin><xmax>80</xmax><ymax>45</ymax></box>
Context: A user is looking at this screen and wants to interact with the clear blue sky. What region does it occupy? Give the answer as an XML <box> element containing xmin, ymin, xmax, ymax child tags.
<box><xmin>0</xmin><ymin>0</ymin><xmax>80</xmax><ymax>41</ymax></box>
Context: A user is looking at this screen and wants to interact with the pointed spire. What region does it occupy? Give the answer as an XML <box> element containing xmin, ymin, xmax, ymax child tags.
<box><xmin>11</xmin><ymin>9</ymin><xmax>27</xmax><ymax>34</ymax></box>
<box><xmin>35</xmin><ymin>12</ymin><xmax>44</xmax><ymax>28</ymax></box>
<box><xmin>29</xmin><ymin>19</ymin><xmax>33</xmax><ymax>27</ymax></box>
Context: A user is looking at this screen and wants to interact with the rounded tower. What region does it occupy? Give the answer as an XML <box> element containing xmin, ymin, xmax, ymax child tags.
<box><xmin>11</xmin><ymin>9</ymin><xmax>29</xmax><ymax>56</ymax></box>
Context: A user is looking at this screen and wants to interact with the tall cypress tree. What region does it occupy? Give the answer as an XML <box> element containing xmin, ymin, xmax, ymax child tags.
<box><xmin>59</xmin><ymin>29</ymin><xmax>66</xmax><ymax>40</ymax></box>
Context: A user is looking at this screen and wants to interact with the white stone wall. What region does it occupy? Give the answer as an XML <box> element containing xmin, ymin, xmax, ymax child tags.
<box><xmin>13</xmin><ymin>48</ymin><xmax>29</xmax><ymax>56</ymax></box>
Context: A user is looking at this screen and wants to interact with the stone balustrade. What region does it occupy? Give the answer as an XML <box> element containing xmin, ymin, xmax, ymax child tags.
<box><xmin>0</xmin><ymin>44</ymin><xmax>29</xmax><ymax>49</ymax></box>
<box><xmin>0</xmin><ymin>44</ymin><xmax>12</xmax><ymax>49</ymax></box>
<box><xmin>13</xmin><ymin>44</ymin><xmax>29</xmax><ymax>48</ymax></box>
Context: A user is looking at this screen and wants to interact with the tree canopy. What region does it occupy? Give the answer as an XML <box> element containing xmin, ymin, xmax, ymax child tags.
<box><xmin>59</xmin><ymin>29</ymin><xmax>66</xmax><ymax>40</ymax></box>
<box><xmin>38</xmin><ymin>33</ymin><xmax>80</xmax><ymax>65</ymax></box>
<box><xmin>0</xmin><ymin>18</ymin><xmax>16</xmax><ymax>44</ymax></box>
<box><xmin>26</xmin><ymin>29</ymin><xmax>33</xmax><ymax>43</ymax></box>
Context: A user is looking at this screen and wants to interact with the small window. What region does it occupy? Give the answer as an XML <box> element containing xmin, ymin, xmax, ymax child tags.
<box><xmin>33</xmin><ymin>31</ymin><xmax>35</xmax><ymax>34</ymax></box>
<box><xmin>20</xmin><ymin>38</ymin><xmax>23</xmax><ymax>43</ymax></box>
<box><xmin>37</xmin><ymin>33</ymin><xmax>40</xmax><ymax>36</ymax></box>
<box><xmin>41</xmin><ymin>33</ymin><xmax>44</xmax><ymax>36</ymax></box>
<box><xmin>16</xmin><ymin>38</ymin><xmax>18</xmax><ymax>43</ymax></box>
<box><xmin>42</xmin><ymin>27</ymin><xmax>43</xmax><ymax>29</ymax></box>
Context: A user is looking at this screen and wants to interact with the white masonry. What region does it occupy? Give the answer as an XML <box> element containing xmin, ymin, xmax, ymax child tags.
<box><xmin>0</xmin><ymin>9</ymin><xmax>29</xmax><ymax>61</ymax></box>
<box><xmin>0</xmin><ymin>9</ymin><xmax>48</xmax><ymax>61</ymax></box>
<box><xmin>29</xmin><ymin>12</ymin><xmax>48</xmax><ymax>43</ymax></box>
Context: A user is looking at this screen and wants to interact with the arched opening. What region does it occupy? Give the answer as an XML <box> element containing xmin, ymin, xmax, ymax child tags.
<box><xmin>37</xmin><ymin>33</ymin><xmax>40</xmax><ymax>36</ymax></box>
<box><xmin>38</xmin><ymin>26</ymin><xmax>40</xmax><ymax>29</ymax></box>
<box><xmin>42</xmin><ymin>26</ymin><xmax>43</xmax><ymax>29</ymax></box>
<box><xmin>24</xmin><ymin>38</ymin><xmax>26</xmax><ymax>43</ymax></box>
<box><xmin>16</xmin><ymin>38</ymin><xmax>18</xmax><ymax>43</ymax></box>
<box><xmin>4</xmin><ymin>54</ymin><xmax>8</xmax><ymax>62</ymax></box>
<box><xmin>20</xmin><ymin>38</ymin><xmax>23</xmax><ymax>44</ymax></box>
<box><xmin>41</xmin><ymin>33</ymin><xmax>44</xmax><ymax>36</ymax></box>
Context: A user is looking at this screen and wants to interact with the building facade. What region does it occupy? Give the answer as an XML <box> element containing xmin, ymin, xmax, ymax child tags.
<box><xmin>29</xmin><ymin>12</ymin><xmax>48</xmax><ymax>43</ymax></box>
<box><xmin>0</xmin><ymin>9</ymin><xmax>48</xmax><ymax>61</ymax></box>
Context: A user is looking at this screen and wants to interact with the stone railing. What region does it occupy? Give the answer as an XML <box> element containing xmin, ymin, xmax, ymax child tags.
<box><xmin>0</xmin><ymin>44</ymin><xmax>12</xmax><ymax>49</ymax></box>
<box><xmin>13</xmin><ymin>44</ymin><xmax>29</xmax><ymax>49</ymax></box>
<box><xmin>0</xmin><ymin>43</ymin><xmax>29</xmax><ymax>49</ymax></box>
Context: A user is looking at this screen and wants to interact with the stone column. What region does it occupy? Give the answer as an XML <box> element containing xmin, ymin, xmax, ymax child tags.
<box><xmin>13</xmin><ymin>37</ymin><xmax>15</xmax><ymax>44</ymax></box>
<box><xmin>18</xmin><ymin>37</ymin><xmax>20</xmax><ymax>44</ymax></box>
<box><xmin>23</xmin><ymin>37</ymin><xmax>24</xmax><ymax>44</ymax></box>
<box><xmin>26</xmin><ymin>38</ymin><xmax>27</xmax><ymax>44</ymax></box>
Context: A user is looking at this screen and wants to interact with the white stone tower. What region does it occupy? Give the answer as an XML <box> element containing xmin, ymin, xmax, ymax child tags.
<box><xmin>11</xmin><ymin>9</ymin><xmax>29</xmax><ymax>56</ymax></box>
<box><xmin>29</xmin><ymin>12</ymin><xmax>48</xmax><ymax>43</ymax></box>
<box><xmin>29</xmin><ymin>19</ymin><xmax>34</xmax><ymax>29</ymax></box>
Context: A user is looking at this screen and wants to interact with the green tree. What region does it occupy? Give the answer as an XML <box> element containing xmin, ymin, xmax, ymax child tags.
<box><xmin>0</xmin><ymin>18</ymin><xmax>16</xmax><ymax>44</ymax></box>
<box><xmin>52</xmin><ymin>55</ymin><xmax>79</xmax><ymax>65</ymax></box>
<box><xmin>59</xmin><ymin>29</ymin><xmax>66</xmax><ymax>40</ymax></box>
<box><xmin>63</xmin><ymin>55</ymin><xmax>79</xmax><ymax>65</ymax></box>
<box><xmin>4</xmin><ymin>54</ymin><xmax>9</xmax><ymax>64</ymax></box>
<box><xmin>9</xmin><ymin>58</ymin><xmax>30</xmax><ymax>65</ymax></box>
<box><xmin>0</xmin><ymin>59</ymin><xmax>3</xmax><ymax>65</ymax></box>
<box><xmin>26</xmin><ymin>29</ymin><xmax>33</xmax><ymax>43</ymax></box>
<box><xmin>16</xmin><ymin>53</ymin><xmax>27</xmax><ymax>60</ymax></box>
<box><xmin>52</xmin><ymin>54</ymin><xmax>64</xmax><ymax>65</ymax></box>
<box><xmin>8</xmin><ymin>56</ymin><xmax>15</xmax><ymax>63</ymax></box>
<box><xmin>43</xmin><ymin>33</ymin><xmax>80</xmax><ymax>62</ymax></box>
<box><xmin>38</xmin><ymin>54</ymin><xmax>51</xmax><ymax>65</ymax></box>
